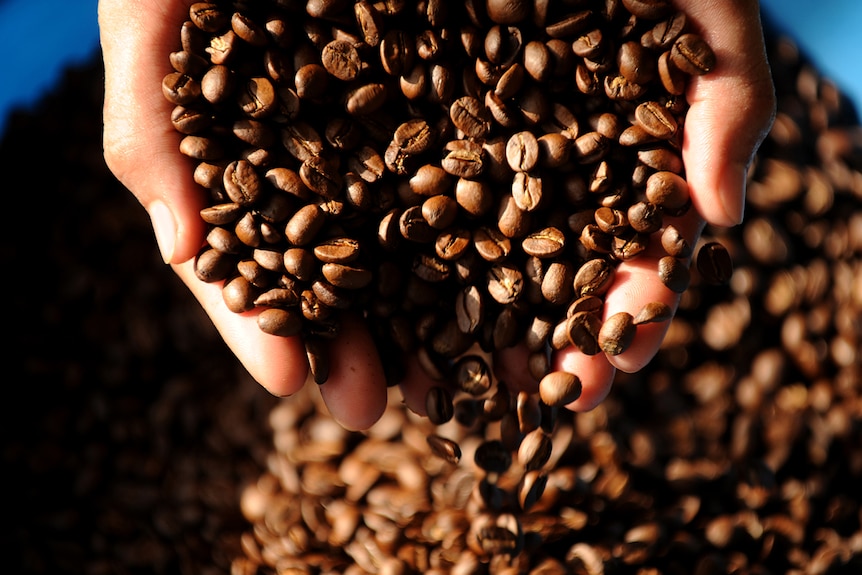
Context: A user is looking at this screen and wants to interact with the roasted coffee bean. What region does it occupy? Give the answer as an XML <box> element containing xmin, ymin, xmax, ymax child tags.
<box><xmin>658</xmin><ymin>50</ymin><xmax>687</xmax><ymax>95</ymax></box>
<box><xmin>539</xmin><ymin>370</ymin><xmax>582</xmax><ymax>407</ymax></box>
<box><xmin>253</xmin><ymin>248</ymin><xmax>286</xmax><ymax>272</ymax></box>
<box><xmin>573</xmin><ymin>258</ymin><xmax>615</xmax><ymax>297</ymax></box>
<box><xmin>304</xmin><ymin>337</ymin><xmax>330</xmax><ymax>384</ymax></box>
<box><xmin>422</xmin><ymin>195</ymin><xmax>459</xmax><ymax>229</ymax></box>
<box><xmin>487</xmin><ymin>263</ymin><xmax>524</xmax><ymax>304</ymax></box>
<box><xmin>454</xmin><ymin>355</ymin><xmax>492</xmax><ymax>396</ymax></box>
<box><xmin>380</xmin><ymin>29</ymin><xmax>414</xmax><ymax>76</ymax></box>
<box><xmin>285</xmin><ymin>204</ymin><xmax>326</xmax><ymax>246</ymax></box>
<box><xmin>320</xmin><ymin>40</ymin><xmax>362</xmax><ymax>82</ymax></box>
<box><xmin>400</xmin><ymin>205</ymin><xmax>437</xmax><ymax>243</ymax></box>
<box><xmin>322</xmin><ymin>263</ymin><xmax>373</xmax><ymax>289</ymax></box>
<box><xmin>222</xmin><ymin>275</ymin><xmax>258</xmax><ymax>313</ymax></box>
<box><xmin>566</xmin><ymin>311</ymin><xmax>602</xmax><ymax>355</ymax></box>
<box><xmin>696</xmin><ymin>241</ymin><xmax>734</xmax><ymax>285</ymax></box>
<box><xmin>671</xmin><ymin>33</ymin><xmax>716</xmax><ymax>75</ymax></box>
<box><xmin>627</xmin><ymin>201</ymin><xmax>663</xmax><ymax>234</ymax></box>
<box><xmin>474</xmin><ymin>226</ymin><xmax>512</xmax><ymax>262</ymax></box>
<box><xmin>450</xmin><ymin>96</ymin><xmax>492</xmax><ymax>139</ymax></box>
<box><xmin>618</xmin><ymin>41</ymin><xmax>655</xmax><ymax>85</ymax></box>
<box><xmin>412</xmin><ymin>253</ymin><xmax>451</xmax><ymax>282</ymax></box>
<box><xmin>427</xmin><ymin>435</ymin><xmax>462</xmax><ymax>464</ymax></box>
<box><xmin>522</xmin><ymin>227</ymin><xmax>566</xmax><ymax>258</ymax></box>
<box><xmin>299</xmin><ymin>156</ymin><xmax>342</xmax><ymax>199</ymax></box>
<box><xmin>345</xmin><ymin>82</ymin><xmax>387</xmax><ymax>115</ymax></box>
<box><xmin>635</xmin><ymin>101</ymin><xmax>678</xmax><ymax>140</ymax></box>
<box><xmin>658</xmin><ymin>255</ymin><xmax>691</xmax><ymax>293</ymax></box>
<box><xmin>200</xmin><ymin>202</ymin><xmax>242</xmax><ymax>226</ymax></box>
<box><xmin>162</xmin><ymin>72</ymin><xmax>201</xmax><ymax>105</ymax></box>
<box><xmin>179</xmin><ymin>134</ymin><xmax>223</xmax><ymax>160</ymax></box>
<box><xmin>441</xmin><ymin>140</ymin><xmax>485</xmax><ymax>178</ymax></box>
<box><xmin>474</xmin><ymin>440</ymin><xmax>512</xmax><ymax>475</ymax></box>
<box><xmin>425</xmin><ymin>386</ymin><xmax>455</xmax><ymax>425</ymax></box>
<box><xmin>455</xmin><ymin>285</ymin><xmax>485</xmax><ymax>335</ymax></box>
<box><xmin>646</xmin><ymin>170</ymin><xmax>690</xmax><ymax>211</ymax></box>
<box><xmin>598</xmin><ymin>312</ymin><xmax>636</xmax><ymax>355</ymax></box>
<box><xmin>410</xmin><ymin>164</ymin><xmax>451</xmax><ymax>197</ymax></box>
<box><xmin>511</xmin><ymin>172</ymin><xmax>544</xmax><ymax>212</ymax></box>
<box><xmin>257</xmin><ymin>307</ymin><xmax>303</xmax><ymax>337</ymax></box>
<box><xmin>455</xmin><ymin>178</ymin><xmax>493</xmax><ymax>217</ymax></box>
<box><xmin>223</xmin><ymin>160</ymin><xmax>263</xmax><ymax>205</ymax></box>
<box><xmin>612</xmin><ymin>232</ymin><xmax>649</xmax><ymax>261</ymax></box>
<box><xmin>518</xmin><ymin>429</ymin><xmax>553</xmax><ymax>471</ymax></box>
<box><xmin>254</xmin><ymin>287</ymin><xmax>300</xmax><ymax>308</ymax></box>
<box><xmin>238</xmin><ymin>77</ymin><xmax>277</xmax><ymax>118</ymax></box>
<box><xmin>633</xmin><ymin>301</ymin><xmax>673</xmax><ymax>325</ymax></box>
<box><xmin>661</xmin><ymin>224</ymin><xmax>692</xmax><ymax>258</ymax></box>
<box><xmin>541</xmin><ymin>261</ymin><xmax>575</xmax><ymax>306</ymax></box>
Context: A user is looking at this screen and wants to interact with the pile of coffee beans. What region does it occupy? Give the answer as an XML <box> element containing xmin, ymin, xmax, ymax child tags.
<box><xmin>165</xmin><ymin>0</ymin><xmax>726</xmax><ymax>397</ymax></box>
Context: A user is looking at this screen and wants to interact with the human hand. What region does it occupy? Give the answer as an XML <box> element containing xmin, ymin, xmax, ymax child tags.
<box><xmin>496</xmin><ymin>0</ymin><xmax>776</xmax><ymax>410</ymax></box>
<box><xmin>99</xmin><ymin>0</ymin><xmax>389</xmax><ymax>430</ymax></box>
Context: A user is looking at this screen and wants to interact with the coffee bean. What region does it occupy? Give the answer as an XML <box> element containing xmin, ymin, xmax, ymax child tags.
<box><xmin>474</xmin><ymin>440</ymin><xmax>512</xmax><ymax>475</ymax></box>
<box><xmin>573</xmin><ymin>258</ymin><xmax>615</xmax><ymax>298</ymax></box>
<box><xmin>427</xmin><ymin>434</ymin><xmax>461</xmax><ymax>464</ymax></box>
<box><xmin>635</xmin><ymin>101</ymin><xmax>678</xmax><ymax>140</ymax></box>
<box><xmin>487</xmin><ymin>263</ymin><xmax>524</xmax><ymax>305</ymax></box>
<box><xmin>425</xmin><ymin>386</ymin><xmax>455</xmax><ymax>425</ymax></box>
<box><xmin>522</xmin><ymin>227</ymin><xmax>566</xmax><ymax>258</ymax></box>
<box><xmin>658</xmin><ymin>255</ymin><xmax>691</xmax><ymax>293</ymax></box>
<box><xmin>646</xmin><ymin>170</ymin><xmax>690</xmax><ymax>211</ymax></box>
<box><xmin>696</xmin><ymin>241</ymin><xmax>734</xmax><ymax>285</ymax></box>
<box><xmin>321</xmin><ymin>40</ymin><xmax>362</xmax><ymax>82</ymax></box>
<box><xmin>304</xmin><ymin>336</ymin><xmax>330</xmax><ymax>384</ymax></box>
<box><xmin>511</xmin><ymin>172</ymin><xmax>544</xmax><ymax>212</ymax></box>
<box><xmin>257</xmin><ymin>307</ymin><xmax>303</xmax><ymax>337</ymax></box>
<box><xmin>454</xmin><ymin>355</ymin><xmax>493</xmax><ymax>396</ymax></box>
<box><xmin>541</xmin><ymin>261</ymin><xmax>575</xmax><ymax>306</ymax></box>
<box><xmin>455</xmin><ymin>285</ymin><xmax>485</xmax><ymax>335</ymax></box>
<box><xmin>566</xmin><ymin>311</ymin><xmax>602</xmax><ymax>355</ymax></box>
<box><xmin>633</xmin><ymin>301</ymin><xmax>673</xmax><ymax>325</ymax></box>
<box><xmin>421</xmin><ymin>195</ymin><xmax>459</xmax><ymax>229</ymax></box>
<box><xmin>671</xmin><ymin>33</ymin><xmax>716</xmax><ymax>75</ymax></box>
<box><xmin>450</xmin><ymin>96</ymin><xmax>492</xmax><ymax>139</ymax></box>
<box><xmin>441</xmin><ymin>140</ymin><xmax>485</xmax><ymax>178</ymax></box>
<box><xmin>598</xmin><ymin>311</ymin><xmax>636</xmax><ymax>355</ymax></box>
<box><xmin>518</xmin><ymin>429</ymin><xmax>553</xmax><ymax>471</ymax></box>
<box><xmin>540</xmin><ymin>370</ymin><xmax>582</xmax><ymax>407</ymax></box>
<box><xmin>661</xmin><ymin>224</ymin><xmax>693</xmax><ymax>258</ymax></box>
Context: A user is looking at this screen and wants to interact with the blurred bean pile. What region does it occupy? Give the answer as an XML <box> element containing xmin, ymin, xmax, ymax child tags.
<box><xmin>4</xmin><ymin>18</ymin><xmax>862</xmax><ymax>575</ymax></box>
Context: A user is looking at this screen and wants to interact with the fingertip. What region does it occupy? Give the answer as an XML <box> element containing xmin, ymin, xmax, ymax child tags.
<box><xmin>555</xmin><ymin>350</ymin><xmax>616</xmax><ymax>412</ymax></box>
<box><xmin>316</xmin><ymin>315</ymin><xmax>388</xmax><ymax>431</ymax></box>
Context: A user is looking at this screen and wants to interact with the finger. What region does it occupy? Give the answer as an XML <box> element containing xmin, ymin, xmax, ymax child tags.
<box><xmin>173</xmin><ymin>259</ymin><xmax>310</xmax><ymax>396</ymax></box>
<box><xmin>315</xmin><ymin>314</ymin><xmax>388</xmax><ymax>430</ymax></box>
<box><xmin>672</xmin><ymin>0</ymin><xmax>776</xmax><ymax>227</ymax></box>
<box><xmin>494</xmin><ymin>339</ymin><xmax>616</xmax><ymax>413</ymax></box>
<box><xmin>100</xmin><ymin>0</ymin><xmax>207</xmax><ymax>264</ymax></box>
<box><xmin>604</xmin><ymin>209</ymin><xmax>705</xmax><ymax>373</ymax></box>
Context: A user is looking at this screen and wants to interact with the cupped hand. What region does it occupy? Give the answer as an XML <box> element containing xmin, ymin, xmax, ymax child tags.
<box><xmin>496</xmin><ymin>0</ymin><xmax>777</xmax><ymax>411</ymax></box>
<box><xmin>100</xmin><ymin>0</ymin><xmax>389</xmax><ymax>430</ymax></box>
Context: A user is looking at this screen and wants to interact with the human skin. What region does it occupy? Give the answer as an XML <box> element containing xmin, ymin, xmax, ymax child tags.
<box><xmin>99</xmin><ymin>0</ymin><xmax>775</xmax><ymax>429</ymax></box>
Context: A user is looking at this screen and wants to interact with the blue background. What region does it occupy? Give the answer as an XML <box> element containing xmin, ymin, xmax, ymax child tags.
<box><xmin>0</xmin><ymin>0</ymin><xmax>860</xmax><ymax>137</ymax></box>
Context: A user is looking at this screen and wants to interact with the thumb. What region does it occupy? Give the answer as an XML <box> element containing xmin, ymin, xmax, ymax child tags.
<box><xmin>675</xmin><ymin>0</ymin><xmax>776</xmax><ymax>227</ymax></box>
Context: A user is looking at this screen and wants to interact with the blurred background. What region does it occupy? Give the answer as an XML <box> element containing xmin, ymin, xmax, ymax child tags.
<box><xmin>1</xmin><ymin>0</ymin><xmax>860</xmax><ymax>137</ymax></box>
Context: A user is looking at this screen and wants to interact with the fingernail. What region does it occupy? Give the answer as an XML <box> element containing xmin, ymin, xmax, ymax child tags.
<box><xmin>148</xmin><ymin>200</ymin><xmax>177</xmax><ymax>264</ymax></box>
<box><xmin>722</xmin><ymin>163</ymin><xmax>747</xmax><ymax>226</ymax></box>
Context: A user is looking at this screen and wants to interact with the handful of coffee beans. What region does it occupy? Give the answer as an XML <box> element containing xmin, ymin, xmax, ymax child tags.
<box><xmin>164</xmin><ymin>0</ymin><xmax>726</xmax><ymax>414</ymax></box>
